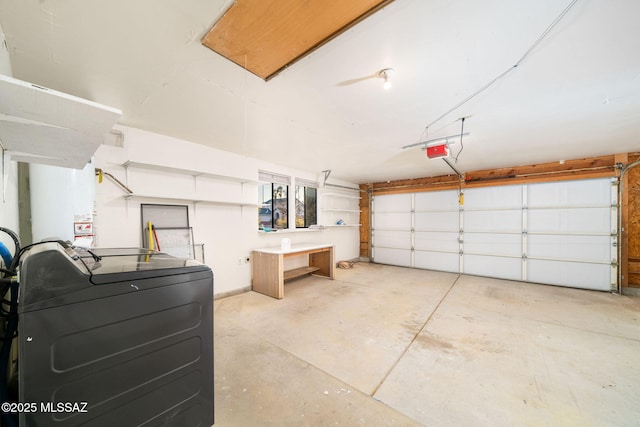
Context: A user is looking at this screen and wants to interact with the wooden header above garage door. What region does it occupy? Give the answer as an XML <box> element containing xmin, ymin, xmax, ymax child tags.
<box><xmin>201</xmin><ymin>0</ymin><xmax>395</xmax><ymax>80</ymax></box>
<box><xmin>365</xmin><ymin>154</ymin><xmax>624</xmax><ymax>196</ymax></box>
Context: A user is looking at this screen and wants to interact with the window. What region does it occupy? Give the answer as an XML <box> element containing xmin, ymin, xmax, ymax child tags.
<box><xmin>258</xmin><ymin>171</ymin><xmax>290</xmax><ymax>230</ymax></box>
<box><xmin>295</xmin><ymin>179</ymin><xmax>317</xmax><ymax>228</ymax></box>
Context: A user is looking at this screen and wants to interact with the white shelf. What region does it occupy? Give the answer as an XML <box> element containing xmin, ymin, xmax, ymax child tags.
<box><xmin>0</xmin><ymin>74</ymin><xmax>122</xmax><ymax>169</ymax></box>
<box><xmin>124</xmin><ymin>193</ymin><xmax>258</xmax><ymax>207</ymax></box>
<box><xmin>119</xmin><ymin>160</ymin><xmax>259</xmax><ymax>207</ymax></box>
<box><xmin>122</xmin><ymin>161</ymin><xmax>257</xmax><ymax>184</ymax></box>
<box><xmin>321</xmin><ymin>190</ymin><xmax>362</xmax><ymax>227</ymax></box>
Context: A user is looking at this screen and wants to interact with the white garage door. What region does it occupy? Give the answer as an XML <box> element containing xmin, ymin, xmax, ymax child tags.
<box><xmin>463</xmin><ymin>184</ymin><xmax>523</xmax><ymax>281</ymax></box>
<box><xmin>525</xmin><ymin>179</ymin><xmax>617</xmax><ymax>291</ymax></box>
<box><xmin>414</xmin><ymin>190</ymin><xmax>460</xmax><ymax>273</ymax></box>
<box><xmin>371</xmin><ymin>178</ymin><xmax>617</xmax><ymax>291</ymax></box>
<box><xmin>371</xmin><ymin>193</ymin><xmax>412</xmax><ymax>267</ymax></box>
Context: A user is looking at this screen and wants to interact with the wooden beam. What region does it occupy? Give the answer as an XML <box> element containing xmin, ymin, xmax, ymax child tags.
<box><xmin>616</xmin><ymin>153</ymin><xmax>629</xmax><ymax>289</ymax></box>
<box><xmin>464</xmin><ymin>156</ymin><xmax>616</xmax><ymax>182</ymax></box>
<box><xmin>370</xmin><ymin>155</ymin><xmax>619</xmax><ymax>195</ymax></box>
<box><xmin>359</xmin><ymin>184</ymin><xmax>372</xmax><ymax>258</ymax></box>
<box><xmin>625</xmin><ymin>153</ymin><xmax>640</xmax><ymax>287</ymax></box>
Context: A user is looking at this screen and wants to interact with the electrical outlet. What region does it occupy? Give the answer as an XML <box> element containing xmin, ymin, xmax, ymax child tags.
<box><xmin>244</xmin><ymin>256</ymin><xmax>251</xmax><ymax>263</ymax></box>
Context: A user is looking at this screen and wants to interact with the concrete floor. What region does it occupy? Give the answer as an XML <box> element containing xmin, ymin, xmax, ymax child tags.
<box><xmin>213</xmin><ymin>263</ymin><xmax>640</xmax><ymax>426</ymax></box>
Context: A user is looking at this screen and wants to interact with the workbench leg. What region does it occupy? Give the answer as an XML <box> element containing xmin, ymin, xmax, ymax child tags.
<box><xmin>309</xmin><ymin>248</ymin><xmax>334</xmax><ymax>279</ymax></box>
<box><xmin>252</xmin><ymin>251</ymin><xmax>284</xmax><ymax>299</ymax></box>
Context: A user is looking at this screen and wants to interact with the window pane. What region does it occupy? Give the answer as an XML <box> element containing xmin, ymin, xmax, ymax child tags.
<box><xmin>258</xmin><ymin>183</ymin><xmax>273</xmax><ymax>229</ymax></box>
<box><xmin>305</xmin><ymin>187</ymin><xmax>317</xmax><ymax>226</ymax></box>
<box><xmin>295</xmin><ymin>185</ymin><xmax>304</xmax><ymax>227</ymax></box>
<box><xmin>295</xmin><ymin>185</ymin><xmax>317</xmax><ymax>228</ymax></box>
<box><xmin>259</xmin><ymin>181</ymin><xmax>289</xmax><ymax>230</ymax></box>
<box><xmin>273</xmin><ymin>184</ymin><xmax>288</xmax><ymax>229</ymax></box>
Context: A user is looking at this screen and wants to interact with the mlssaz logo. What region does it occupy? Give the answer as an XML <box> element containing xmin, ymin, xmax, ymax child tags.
<box><xmin>40</xmin><ymin>402</ymin><xmax>89</xmax><ymax>413</ymax></box>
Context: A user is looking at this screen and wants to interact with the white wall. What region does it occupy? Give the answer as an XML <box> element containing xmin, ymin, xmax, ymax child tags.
<box><xmin>0</xmin><ymin>161</ymin><xmax>19</xmax><ymax>247</ymax></box>
<box><xmin>0</xmin><ymin>23</ymin><xmax>20</xmax><ymax>255</ymax></box>
<box><xmin>29</xmin><ymin>161</ymin><xmax>96</xmax><ymax>243</ymax></box>
<box><xmin>94</xmin><ymin>125</ymin><xmax>360</xmax><ymax>298</ymax></box>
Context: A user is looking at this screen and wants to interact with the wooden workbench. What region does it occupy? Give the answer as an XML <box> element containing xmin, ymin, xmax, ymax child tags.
<box><xmin>252</xmin><ymin>243</ymin><xmax>335</xmax><ymax>299</ymax></box>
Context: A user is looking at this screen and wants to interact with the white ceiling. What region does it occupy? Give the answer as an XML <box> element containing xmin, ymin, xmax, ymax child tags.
<box><xmin>1</xmin><ymin>0</ymin><xmax>639</xmax><ymax>184</ymax></box>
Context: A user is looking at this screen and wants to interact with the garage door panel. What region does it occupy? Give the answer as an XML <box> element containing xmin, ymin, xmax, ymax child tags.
<box><xmin>464</xmin><ymin>210</ymin><xmax>521</xmax><ymax>232</ymax></box>
<box><xmin>373</xmin><ymin>230</ymin><xmax>411</xmax><ymax>249</ymax></box>
<box><xmin>372</xmin><ymin>193</ymin><xmax>412</xmax><ymax>267</ymax></box>
<box><xmin>414</xmin><ymin>212</ymin><xmax>458</xmax><ymax>232</ymax></box>
<box><xmin>527</xmin><ymin>208</ymin><xmax>610</xmax><ymax>234</ymax></box>
<box><xmin>525</xmin><ymin>179</ymin><xmax>614</xmax><ymax>291</ymax></box>
<box><xmin>464</xmin><ymin>185</ymin><xmax>522</xmax><ymax>210</ymax></box>
<box><xmin>528</xmin><ymin>234</ymin><xmax>611</xmax><ymax>263</ymax></box>
<box><xmin>527</xmin><ymin>179</ymin><xmax>611</xmax><ymax>207</ymax></box>
<box><xmin>463</xmin><ymin>254</ymin><xmax>521</xmax><ymax>281</ymax></box>
<box><xmin>415</xmin><ymin>190</ymin><xmax>458</xmax><ymax>211</ymax></box>
<box><xmin>415</xmin><ymin>251</ymin><xmax>459</xmax><ymax>272</ymax></box>
<box><xmin>462</xmin><ymin>185</ymin><xmax>523</xmax><ymax>281</ymax></box>
<box><xmin>464</xmin><ymin>233</ymin><xmax>522</xmax><ymax>257</ymax></box>
<box><xmin>527</xmin><ymin>259</ymin><xmax>611</xmax><ymax>291</ymax></box>
<box><xmin>374</xmin><ymin>193</ymin><xmax>412</xmax><ymax>212</ymax></box>
<box><xmin>373</xmin><ymin>247</ymin><xmax>411</xmax><ymax>267</ymax></box>
<box><xmin>415</xmin><ymin>231</ymin><xmax>459</xmax><ymax>252</ymax></box>
<box><xmin>373</xmin><ymin>212</ymin><xmax>412</xmax><ymax>230</ymax></box>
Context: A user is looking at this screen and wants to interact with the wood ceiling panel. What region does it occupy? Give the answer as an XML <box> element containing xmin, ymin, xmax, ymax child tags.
<box><xmin>202</xmin><ymin>0</ymin><xmax>394</xmax><ymax>80</ymax></box>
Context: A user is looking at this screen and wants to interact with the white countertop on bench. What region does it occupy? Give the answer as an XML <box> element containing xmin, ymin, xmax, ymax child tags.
<box><xmin>253</xmin><ymin>243</ymin><xmax>334</xmax><ymax>255</ymax></box>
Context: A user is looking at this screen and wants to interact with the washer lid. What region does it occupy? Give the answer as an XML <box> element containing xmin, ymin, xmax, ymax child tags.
<box><xmin>76</xmin><ymin>247</ymin><xmax>209</xmax><ymax>285</ymax></box>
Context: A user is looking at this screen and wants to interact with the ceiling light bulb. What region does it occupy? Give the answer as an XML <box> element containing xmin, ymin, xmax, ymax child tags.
<box><xmin>379</xmin><ymin>68</ymin><xmax>394</xmax><ymax>90</ymax></box>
